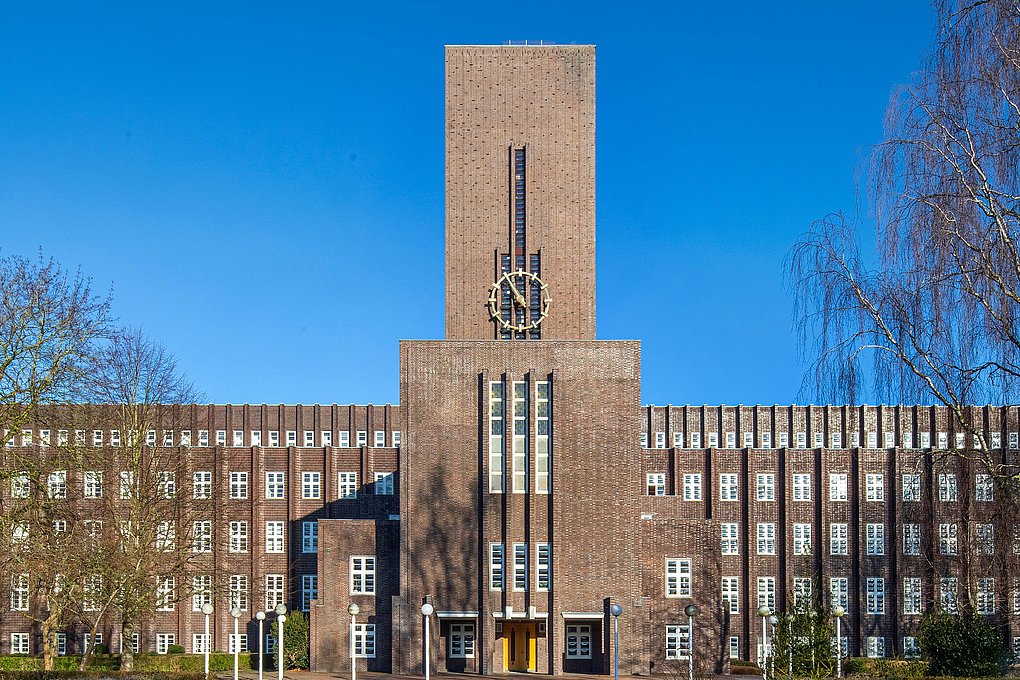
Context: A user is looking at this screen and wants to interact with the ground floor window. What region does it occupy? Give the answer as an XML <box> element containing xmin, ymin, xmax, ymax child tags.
<box><xmin>866</xmin><ymin>636</ymin><xmax>885</xmax><ymax>658</ymax></box>
<box><xmin>83</xmin><ymin>633</ymin><xmax>102</xmax><ymax>653</ymax></box>
<box><xmin>192</xmin><ymin>634</ymin><xmax>210</xmax><ymax>654</ymax></box>
<box><xmin>449</xmin><ymin>623</ymin><xmax>475</xmax><ymax>659</ymax></box>
<box><xmin>353</xmin><ymin>624</ymin><xmax>375</xmax><ymax>658</ymax></box>
<box><xmin>665</xmin><ymin>624</ymin><xmax>691</xmax><ymax>660</ymax></box>
<box><xmin>11</xmin><ymin>633</ymin><xmax>29</xmax><ymax>655</ymax></box>
<box><xmin>156</xmin><ymin>634</ymin><xmax>176</xmax><ymax>655</ymax></box>
<box><xmin>566</xmin><ymin>625</ymin><xmax>592</xmax><ymax>659</ymax></box>
<box><xmin>729</xmin><ymin>635</ymin><xmax>740</xmax><ymax>659</ymax></box>
<box><xmin>230</xmin><ymin>633</ymin><xmax>248</xmax><ymax>653</ymax></box>
<box><xmin>57</xmin><ymin>633</ymin><xmax>66</xmax><ymax>656</ymax></box>
<box><xmin>903</xmin><ymin>637</ymin><xmax>919</xmax><ymax>659</ymax></box>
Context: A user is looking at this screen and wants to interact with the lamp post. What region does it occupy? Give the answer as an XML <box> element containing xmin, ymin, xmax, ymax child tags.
<box><xmin>833</xmin><ymin>605</ymin><xmax>845</xmax><ymax>679</ymax></box>
<box><xmin>230</xmin><ymin>607</ymin><xmax>242</xmax><ymax>680</ymax></box>
<box><xmin>684</xmin><ymin>604</ymin><xmax>697</xmax><ymax>680</ymax></box>
<box><xmin>274</xmin><ymin>603</ymin><xmax>287</xmax><ymax>680</ymax></box>
<box><xmin>768</xmin><ymin>614</ymin><xmax>778</xmax><ymax>680</ymax></box>
<box><xmin>757</xmin><ymin>605</ymin><xmax>771</xmax><ymax>680</ymax></box>
<box><xmin>610</xmin><ymin>603</ymin><xmax>622</xmax><ymax>680</ymax></box>
<box><xmin>348</xmin><ymin>603</ymin><xmax>361</xmax><ymax>680</ymax></box>
<box><xmin>255</xmin><ymin>611</ymin><xmax>266</xmax><ymax>680</ymax></box>
<box><xmin>201</xmin><ymin>602</ymin><xmax>213</xmax><ymax>676</ymax></box>
<box><xmin>421</xmin><ymin>603</ymin><xmax>434</xmax><ymax>680</ymax></box>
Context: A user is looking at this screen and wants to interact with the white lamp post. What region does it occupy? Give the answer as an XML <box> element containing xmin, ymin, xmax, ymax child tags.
<box><xmin>768</xmin><ymin>614</ymin><xmax>778</xmax><ymax>680</ymax></box>
<box><xmin>274</xmin><ymin>603</ymin><xmax>287</xmax><ymax>680</ymax></box>
<box><xmin>757</xmin><ymin>605</ymin><xmax>771</xmax><ymax>680</ymax></box>
<box><xmin>833</xmin><ymin>605</ymin><xmax>845</xmax><ymax>678</ymax></box>
<box><xmin>684</xmin><ymin>604</ymin><xmax>697</xmax><ymax>680</ymax></box>
<box><xmin>230</xmin><ymin>606</ymin><xmax>242</xmax><ymax>680</ymax></box>
<box><xmin>201</xmin><ymin>602</ymin><xmax>214</xmax><ymax>676</ymax></box>
<box><xmin>610</xmin><ymin>603</ymin><xmax>623</xmax><ymax>680</ymax></box>
<box><xmin>255</xmin><ymin>611</ymin><xmax>266</xmax><ymax>680</ymax></box>
<box><xmin>348</xmin><ymin>603</ymin><xmax>361</xmax><ymax>680</ymax></box>
<box><xmin>421</xmin><ymin>603</ymin><xmax>434</xmax><ymax>680</ymax></box>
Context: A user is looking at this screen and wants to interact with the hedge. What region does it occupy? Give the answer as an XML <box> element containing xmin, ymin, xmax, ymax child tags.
<box><xmin>0</xmin><ymin>652</ymin><xmax>258</xmax><ymax>674</ymax></box>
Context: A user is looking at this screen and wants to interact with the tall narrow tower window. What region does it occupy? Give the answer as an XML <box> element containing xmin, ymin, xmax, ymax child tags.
<box><xmin>512</xmin><ymin>380</ymin><xmax>528</xmax><ymax>493</ymax></box>
<box><xmin>489</xmin><ymin>381</ymin><xmax>505</xmax><ymax>493</ymax></box>
<box><xmin>536</xmin><ymin>380</ymin><xmax>551</xmax><ymax>493</ymax></box>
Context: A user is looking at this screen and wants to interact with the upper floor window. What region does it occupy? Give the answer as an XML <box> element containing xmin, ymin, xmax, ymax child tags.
<box><xmin>976</xmin><ymin>474</ymin><xmax>994</xmax><ymax>501</ymax></box>
<box><xmin>375</xmin><ymin>472</ymin><xmax>394</xmax><ymax>495</ymax></box>
<box><xmin>719</xmin><ymin>473</ymin><xmax>738</xmax><ymax>501</ymax></box>
<box><xmin>829</xmin><ymin>473</ymin><xmax>848</xmax><ymax>501</ymax></box>
<box><xmin>647</xmin><ymin>473</ymin><xmax>666</xmax><ymax>496</ymax></box>
<box><xmin>230</xmin><ymin>472</ymin><xmax>248</xmax><ymax>499</ymax></box>
<box><xmin>665</xmin><ymin>558</ymin><xmax>692</xmax><ymax>597</ymax></box>
<box><xmin>792</xmin><ymin>473</ymin><xmax>811</xmax><ymax>501</ymax></box>
<box><xmin>682</xmin><ymin>473</ymin><xmax>702</xmax><ymax>501</ymax></box>
<box><xmin>756</xmin><ymin>474</ymin><xmax>775</xmax><ymax>501</ymax></box>
<box><xmin>302</xmin><ymin>472</ymin><xmax>321</xmax><ymax>499</ymax></box>
<box><xmin>938</xmin><ymin>473</ymin><xmax>957</xmax><ymax>501</ymax></box>
<box><xmin>902</xmin><ymin>474</ymin><xmax>921</xmax><ymax>501</ymax></box>
<box><xmin>866</xmin><ymin>473</ymin><xmax>884</xmax><ymax>501</ymax></box>
<box><xmin>757</xmin><ymin>523</ymin><xmax>776</xmax><ymax>555</ymax></box>
<box><xmin>350</xmin><ymin>556</ymin><xmax>376</xmax><ymax>595</ymax></box>
<box><xmin>266</xmin><ymin>472</ymin><xmax>285</xmax><ymax>499</ymax></box>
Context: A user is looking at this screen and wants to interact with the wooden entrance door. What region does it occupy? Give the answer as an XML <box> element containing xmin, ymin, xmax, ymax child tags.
<box><xmin>504</xmin><ymin>622</ymin><xmax>536</xmax><ymax>671</ymax></box>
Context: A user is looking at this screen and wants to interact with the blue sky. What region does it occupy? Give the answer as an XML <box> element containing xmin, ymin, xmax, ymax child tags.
<box><xmin>0</xmin><ymin>1</ymin><xmax>933</xmax><ymax>406</ymax></box>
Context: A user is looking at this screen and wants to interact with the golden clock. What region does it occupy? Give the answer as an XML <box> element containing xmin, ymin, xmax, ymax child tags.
<box><xmin>488</xmin><ymin>270</ymin><xmax>551</xmax><ymax>332</ymax></box>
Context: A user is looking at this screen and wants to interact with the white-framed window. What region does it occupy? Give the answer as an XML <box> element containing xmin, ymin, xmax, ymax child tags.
<box><xmin>302</xmin><ymin>521</ymin><xmax>318</xmax><ymax>553</ymax></box>
<box><xmin>178</xmin><ymin>430</ymin><xmax>190</xmax><ymax>447</ymax></box>
<box><xmin>536</xmin><ymin>381</ymin><xmax>551</xmax><ymax>493</ymax></box>
<box><xmin>940</xmin><ymin>577</ymin><xmax>958</xmax><ymax>613</ymax></box>
<box><xmin>937</xmin><ymin>431</ymin><xmax>948</xmax><ymax>448</ymax></box>
<box><xmin>977</xmin><ymin>577</ymin><xmax>995</xmax><ymax>614</ymax></box>
<box><xmin>903</xmin><ymin>432</ymin><xmax>913</xmax><ymax>448</ymax></box>
<box><xmin>757</xmin><ymin>576</ymin><xmax>776</xmax><ymax>610</ymax></box>
<box><xmin>266</xmin><ymin>472</ymin><xmax>285</xmax><ymax>499</ymax></box>
<box><xmin>813</xmin><ymin>432</ymin><xmax>824</xmax><ymax>448</ymax></box>
<box><xmin>903</xmin><ymin>636</ymin><xmax>920</xmax><ymax>659</ymax></box>
<box><xmin>665</xmin><ymin>558</ymin><xmax>692</xmax><ymax>598</ymax></box>
<box><xmin>831</xmin><ymin>432</ymin><xmax>842</xmax><ymax>448</ymax></box>
<box><xmin>339</xmin><ymin>431</ymin><xmax>351</xmax><ymax>448</ymax></box>
<box><xmin>513</xmin><ymin>543</ymin><xmax>527</xmax><ymax>591</ymax></box>
<box><xmin>353</xmin><ymin>624</ymin><xmax>375</xmax><ymax>658</ymax></box>
<box><xmin>374</xmin><ymin>472</ymin><xmax>394</xmax><ymax>495</ymax></box>
<box><xmin>229</xmin><ymin>575</ymin><xmax>248</xmax><ymax>611</ymax></box>
<box><xmin>216</xmin><ymin>430</ymin><xmax>226</xmax><ymax>446</ymax></box>
<box><xmin>192</xmin><ymin>575</ymin><xmax>212</xmax><ymax>612</ymax></box>
<box><xmin>232</xmin><ymin>430</ymin><xmax>243</xmax><ymax>447</ymax></box>
<box><xmin>265</xmin><ymin>574</ymin><xmax>285</xmax><ymax>611</ymax></box>
<box><xmin>249</xmin><ymin>430</ymin><xmax>262</xmax><ymax>446</ymax></box>
<box><xmin>690</xmin><ymin>432</ymin><xmax>701</xmax><ymax>447</ymax></box>
<box><xmin>725</xmin><ymin>431</ymin><xmax>736</xmax><ymax>448</ymax></box>
<box><xmin>866</xmin><ymin>577</ymin><xmax>885</xmax><ymax>614</ymax></box>
<box><xmin>229</xmin><ymin>633</ymin><xmax>248</xmax><ymax>654</ymax></box>
<box><xmin>1014</xmin><ymin>578</ymin><xmax>1020</xmax><ymax>615</ymax></box>
<box><xmin>919</xmin><ymin>431</ymin><xmax>931</xmax><ymax>448</ymax></box>
<box><xmin>729</xmin><ymin>635</ymin><xmax>740</xmax><ymax>660</ymax></box>
<box><xmin>156</xmin><ymin>576</ymin><xmax>175</xmax><ymax>611</ymax></box>
<box><xmin>10</xmin><ymin>574</ymin><xmax>29</xmax><ymax>611</ymax></box>
<box><xmin>976</xmin><ymin>474</ymin><xmax>994</xmax><ymax>501</ymax></box>
<box><xmin>939</xmin><ymin>523</ymin><xmax>958</xmax><ymax>555</ymax></box>
<box><xmin>744</xmin><ymin>431</ymin><xmax>754</xmax><ymax>447</ymax></box>
<box><xmin>756</xmin><ymin>473</ymin><xmax>774</xmax><ymax>501</ymax></box>
<box><xmin>866</xmin><ymin>473</ymin><xmax>884</xmax><ymax>501</ymax></box>
<box><xmin>903</xmin><ymin>577</ymin><xmax>922</xmax><ymax>615</ymax></box>
<box><xmin>93</xmin><ymin>429</ymin><xmax>103</xmax><ymax>447</ymax></box>
<box><xmin>158</xmin><ymin>471</ymin><xmax>176</xmax><ymax>498</ymax></box>
<box><xmin>565</xmin><ymin>624</ymin><xmax>591</xmax><ymax>659</ymax></box>
<box><xmin>192</xmin><ymin>520</ymin><xmax>212</xmax><ymax>553</ymax></box>
<box><xmin>646</xmin><ymin>473</ymin><xmax>666</xmax><ymax>496</ymax></box>
<box><xmin>304</xmin><ymin>430</ymin><xmax>314</xmax><ymax>447</ymax></box>
<box><xmin>722</xmin><ymin>576</ymin><xmax>739</xmax><ymax>613</ymax></box>
<box><xmin>119</xmin><ymin>470</ymin><xmax>134</xmax><ymax>499</ymax></box>
<box><xmin>162</xmin><ymin>430</ymin><xmax>174</xmax><ymax>447</ymax></box>
<box><xmin>757</xmin><ymin>523</ymin><xmax>776</xmax><ymax>555</ymax></box>
<box><xmin>321</xmin><ymin>431</ymin><xmax>332</xmax><ymax>447</ymax></box>
<box><xmin>339</xmin><ymin>472</ymin><xmax>358</xmax><ymax>499</ymax></box>
<box><xmin>84</xmin><ymin>471</ymin><xmax>103</xmax><ymax>498</ymax></box>
<box><xmin>229</xmin><ymin>521</ymin><xmax>248</xmax><ymax>553</ymax></box>
<box><xmin>902</xmin><ymin>473</ymin><xmax>921</xmax><ymax>501</ymax></box>
<box><xmin>489</xmin><ymin>381</ymin><xmax>505</xmax><ymax>493</ymax></box>
<box><xmin>955</xmin><ymin>432</ymin><xmax>966</xmax><ymax>449</ymax></box>
<box><xmin>654</xmin><ymin>432</ymin><xmax>666</xmax><ymax>448</ymax></box>
<box><xmin>48</xmin><ymin>470</ymin><xmax>67</xmax><ymax>499</ymax></box>
<box><xmin>682</xmin><ymin>473</ymin><xmax>702</xmax><ymax>501</ymax></box>
<box><xmin>866</xmin><ymin>636</ymin><xmax>885</xmax><ymax>658</ymax></box>
<box><xmin>1011</xmin><ymin>431</ymin><xmax>1019</xmax><ymax>449</ymax></box>
<box><xmin>356</xmin><ymin>430</ymin><xmax>367</xmax><ymax>447</ymax></box>
<box><xmin>938</xmin><ymin>473</ymin><xmax>957</xmax><ymax>501</ymax></box>
<box><xmin>511</xmin><ymin>381</ymin><xmax>527</xmax><ymax>493</ymax></box>
<box><xmin>706</xmin><ymin>432</ymin><xmax>718</xmax><ymax>447</ymax></box>
<box><xmin>665</xmin><ymin>624</ymin><xmax>691</xmax><ymax>660</ymax></box>
<box><xmin>778</xmin><ymin>431</ymin><xmax>789</xmax><ymax>447</ymax></box>
<box><xmin>301</xmin><ymin>574</ymin><xmax>318</xmax><ymax>611</ymax></box>
<box><xmin>830</xmin><ymin>577</ymin><xmax>849</xmax><ymax>609</ymax></box>
<box><xmin>392</xmin><ymin>430</ymin><xmax>402</xmax><ymax>447</ymax></box>
<box><xmin>11</xmin><ymin>473</ymin><xmax>29</xmax><ymax>499</ymax></box>
<box><xmin>57</xmin><ymin>632</ymin><xmax>66</xmax><ymax>656</ymax></box>
<box><xmin>762</xmin><ymin>431</ymin><xmax>773</xmax><ymax>448</ymax></box>
<box><xmin>536</xmin><ymin>543</ymin><xmax>551</xmax><ymax>591</ymax></box>
<box><xmin>793</xmin><ymin>577</ymin><xmax>813</xmax><ymax>607</ymax></box>
<box><xmin>374</xmin><ymin>430</ymin><xmax>385</xmax><ymax>448</ymax></box>
<box><xmin>721</xmin><ymin>523</ymin><xmax>739</xmax><ymax>555</ymax></box>
<box><xmin>265</xmin><ymin>521</ymin><xmax>285</xmax><ymax>553</ymax></box>
<box><xmin>866</xmin><ymin>524</ymin><xmax>885</xmax><ymax>556</ymax></box>
<box><xmin>903</xmin><ymin>524</ymin><xmax>920</xmax><ymax>555</ymax></box>
<box><xmin>350</xmin><ymin>556</ymin><xmax>375</xmax><ymax>594</ymax></box>
<box><xmin>829</xmin><ymin>473</ymin><xmax>848</xmax><ymax>501</ymax></box>
<box><xmin>8</xmin><ymin>632</ymin><xmax>29</xmax><ymax>656</ymax></box>
<box><xmin>793</xmin><ymin>523</ymin><xmax>812</xmax><ymax>555</ymax></box>
<box><xmin>977</xmin><ymin>523</ymin><xmax>995</xmax><ymax>555</ymax></box>
<box><xmin>302</xmin><ymin>471</ymin><xmax>321</xmax><ymax>499</ymax></box>
<box><xmin>719</xmin><ymin>473</ymin><xmax>738</xmax><ymax>501</ymax></box>
<box><xmin>156</xmin><ymin>633</ymin><xmax>176</xmax><ymax>655</ymax></box>
<box><xmin>156</xmin><ymin>521</ymin><xmax>175</xmax><ymax>550</ymax></box>
<box><xmin>796</xmin><ymin>432</ymin><xmax>806</xmax><ymax>448</ymax></box>
<box><xmin>489</xmin><ymin>543</ymin><xmax>504</xmax><ymax>590</ymax></box>
<box><xmin>286</xmin><ymin>430</ymin><xmax>297</xmax><ymax>447</ymax></box>
<box><xmin>792</xmin><ymin>473</ymin><xmax>811</xmax><ymax>501</ymax></box>
<box><xmin>449</xmin><ymin>623</ymin><xmax>475</xmax><ymax>659</ymax></box>
<box><xmin>193</xmin><ymin>471</ymin><xmax>212</xmax><ymax>499</ymax></box>
<box><xmin>11</xmin><ymin>522</ymin><xmax>28</xmax><ymax>545</ymax></box>
<box><xmin>268</xmin><ymin>430</ymin><xmax>279</xmax><ymax>447</ymax></box>
<box><xmin>199</xmin><ymin>430</ymin><xmax>209</xmax><ymax>447</ymax></box>
<box><xmin>230</xmin><ymin>471</ymin><xmax>248</xmax><ymax>499</ymax></box>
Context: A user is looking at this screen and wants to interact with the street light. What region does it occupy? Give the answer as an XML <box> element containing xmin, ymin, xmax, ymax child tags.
<box><xmin>348</xmin><ymin>603</ymin><xmax>361</xmax><ymax>680</ymax></box>
<box><xmin>833</xmin><ymin>605</ymin><xmax>846</xmax><ymax>678</ymax></box>
<box><xmin>610</xmin><ymin>603</ymin><xmax>623</xmax><ymax>680</ymax></box>
<box><xmin>255</xmin><ymin>611</ymin><xmax>266</xmax><ymax>680</ymax></box>
<box><xmin>230</xmin><ymin>607</ymin><xmax>242</xmax><ymax>680</ymax></box>
<box><xmin>274</xmin><ymin>603</ymin><xmax>287</xmax><ymax>680</ymax></box>
<box><xmin>757</xmin><ymin>605</ymin><xmax>771</xmax><ymax>680</ymax></box>
<box><xmin>768</xmin><ymin>615</ymin><xmax>778</xmax><ymax>680</ymax></box>
<box><xmin>684</xmin><ymin>604</ymin><xmax>697</xmax><ymax>680</ymax></box>
<box><xmin>421</xmin><ymin>603</ymin><xmax>434</xmax><ymax>680</ymax></box>
<box><xmin>201</xmin><ymin>602</ymin><xmax>213</xmax><ymax>676</ymax></box>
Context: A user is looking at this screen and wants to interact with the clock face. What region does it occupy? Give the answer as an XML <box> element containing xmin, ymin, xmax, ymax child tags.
<box><xmin>488</xmin><ymin>270</ymin><xmax>551</xmax><ymax>332</ymax></box>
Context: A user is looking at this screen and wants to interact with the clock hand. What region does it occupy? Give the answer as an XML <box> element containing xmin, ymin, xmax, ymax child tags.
<box><xmin>507</xmin><ymin>278</ymin><xmax>527</xmax><ymax>308</ymax></box>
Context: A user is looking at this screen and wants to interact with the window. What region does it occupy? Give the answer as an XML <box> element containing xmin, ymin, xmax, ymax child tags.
<box><xmin>920</xmin><ymin>432</ymin><xmax>931</xmax><ymax>448</ymax></box>
<box><xmin>866</xmin><ymin>473</ymin><xmax>884</xmax><ymax>501</ymax></box>
<box><xmin>796</xmin><ymin>432</ymin><xmax>807</xmax><ymax>448</ymax></box>
<box><xmin>566</xmin><ymin>625</ymin><xmax>591</xmax><ymax>659</ymax></box>
<box><xmin>763</xmin><ymin>431</ymin><xmax>773</xmax><ymax>448</ymax></box>
<box><xmin>682</xmin><ymin>473</ymin><xmax>702</xmax><ymax>501</ymax></box>
<box><xmin>654</xmin><ymin>431</ymin><xmax>665</xmax><ymax>448</ymax></box>
<box><xmin>265</xmin><ymin>574</ymin><xmax>285</xmax><ymax>611</ymax></box>
<box><xmin>229</xmin><ymin>521</ymin><xmax>248</xmax><ymax>553</ymax></box>
<box><xmin>156</xmin><ymin>576</ymin><xmax>175</xmax><ymax>611</ymax></box>
<box><xmin>903</xmin><ymin>577</ymin><xmax>922</xmax><ymax>615</ymax></box>
<box><xmin>93</xmin><ymin>429</ymin><xmax>103</xmax><ymax>447</ymax></box>
<box><xmin>866</xmin><ymin>577</ymin><xmax>885</xmax><ymax>614</ymax></box>
<box><xmin>350</xmin><ymin>556</ymin><xmax>375</xmax><ymax>595</ymax></box>
<box><xmin>725</xmin><ymin>432</ymin><xmax>736</xmax><ymax>448</ymax></box>
<box><xmin>729</xmin><ymin>636</ymin><xmax>740</xmax><ymax>660</ymax></box>
<box><xmin>757</xmin><ymin>576</ymin><xmax>776</xmax><ymax>610</ymax></box>
<box><xmin>57</xmin><ymin>632</ymin><xmax>66</xmax><ymax>656</ymax></box>
<box><xmin>156</xmin><ymin>521</ymin><xmax>175</xmax><ymax>550</ymax></box>
<box><xmin>793</xmin><ymin>523</ymin><xmax>812</xmax><ymax>555</ymax></box>
<box><xmin>192</xmin><ymin>520</ymin><xmax>212</xmax><ymax>553</ymax></box>
<box><xmin>162</xmin><ymin>430</ymin><xmax>174</xmax><ymax>447</ymax></box>
<box><xmin>266</xmin><ymin>521</ymin><xmax>285</xmax><ymax>553</ymax></box>
<box><xmin>285</xmin><ymin>430</ymin><xmax>296</xmax><ymax>447</ymax></box>
<box><xmin>193</xmin><ymin>471</ymin><xmax>212</xmax><ymax>499</ymax></box>
<box><xmin>977</xmin><ymin>578</ymin><xmax>995</xmax><ymax>614</ymax></box>
<box><xmin>831</xmin><ymin>432</ymin><xmax>842</xmax><ymax>448</ymax></box>
<box><xmin>119</xmin><ymin>470</ymin><xmax>134</xmax><ymax>498</ymax></box>
<box><xmin>1011</xmin><ymin>431</ymin><xmax>1019</xmax><ymax>449</ymax></box>
<box><xmin>11</xmin><ymin>473</ymin><xmax>29</xmax><ymax>499</ymax></box>
<box><xmin>756</xmin><ymin>473</ymin><xmax>775</xmax><ymax>501</ymax></box>
<box><xmin>339</xmin><ymin>431</ymin><xmax>350</xmax><ymax>448</ymax></box>
<box><xmin>373</xmin><ymin>430</ymin><xmax>385</xmax><ymax>447</ymax></box>
<box><xmin>722</xmin><ymin>576</ymin><xmax>739</xmax><ymax>613</ymax></box>
<box><xmin>849</xmin><ymin>431</ymin><xmax>859</xmax><ymax>447</ymax></box>
<box><xmin>266</xmin><ymin>472</ymin><xmax>285</xmax><ymax>499</ymax></box>
<box><xmin>216</xmin><ymin>430</ymin><xmax>226</xmax><ymax>446</ymax></box>
<box><xmin>339</xmin><ymin>472</ymin><xmax>358</xmax><ymax>499</ymax></box>
<box><xmin>10</xmin><ymin>574</ymin><xmax>29</xmax><ymax>611</ymax></box>
<box><xmin>743</xmin><ymin>431</ymin><xmax>754</xmax><ymax>447</ymax></box>
<box><xmin>665</xmin><ymin>624</ymin><xmax>691</xmax><ymax>660</ymax></box>
<box><xmin>646</xmin><ymin>473</ymin><xmax>666</xmax><ymax>496</ymax></box>
<box><xmin>263</xmin><ymin>430</ymin><xmax>277</xmax><ymax>447</ymax></box>
<box><xmin>938</xmin><ymin>473</ymin><xmax>958</xmax><ymax>501</ymax></box>
<box><xmin>178</xmin><ymin>430</ymin><xmax>190</xmax><ymax>447</ymax></box>
<box><xmin>304</xmin><ymin>430</ymin><xmax>314</xmax><ymax>447</ymax></box>
<box><xmin>48</xmin><ymin>470</ymin><xmax>67</xmax><ymax>499</ymax></box>
<box><xmin>199</xmin><ymin>430</ymin><xmax>209</xmax><ymax>447</ymax></box>
<box><xmin>901</xmin><ymin>473</ymin><xmax>921</xmax><ymax>501</ymax></box>
<box><xmin>229</xmin><ymin>575</ymin><xmax>248</xmax><ymax>611</ymax></box>
<box><xmin>249</xmin><ymin>431</ymin><xmax>263</xmax><ymax>447</ymax></box>
<box><xmin>939</xmin><ymin>523</ymin><xmax>958</xmax><ymax>555</ymax></box>
<box><xmin>902</xmin><ymin>433</ymin><xmax>912</xmax><ymax>448</ymax></box>
<box><xmin>976</xmin><ymin>474</ymin><xmax>994</xmax><ymax>501</ymax></box>
<box><xmin>84</xmin><ymin>471</ymin><xmax>103</xmax><ymax>498</ymax></box>
<box><xmin>374</xmin><ymin>472</ymin><xmax>394</xmax><ymax>495</ymax></box>
<box><xmin>955</xmin><ymin>432</ymin><xmax>966</xmax><ymax>448</ymax></box>
<box><xmin>230</xmin><ymin>472</ymin><xmax>248</xmax><ymax>499</ymax></box>
<box><xmin>707</xmin><ymin>432</ymin><xmax>718</xmax><ymax>447</ymax></box>
<box><xmin>511</xmin><ymin>381</ymin><xmax>527</xmax><ymax>493</ymax></box>
<box><xmin>158</xmin><ymin>471</ymin><xmax>176</xmax><ymax>498</ymax></box>
<box><xmin>513</xmin><ymin>543</ymin><xmax>527</xmax><ymax>591</ymax></box>
<box><xmin>719</xmin><ymin>473</ymin><xmax>738</xmax><ymax>501</ymax></box>
<box><xmin>353</xmin><ymin>624</ymin><xmax>375</xmax><ymax>658</ymax></box>
<box><xmin>536</xmin><ymin>381</ymin><xmax>551</xmax><ymax>493</ymax></box>
<box><xmin>10</xmin><ymin>633</ymin><xmax>29</xmax><ymax>655</ymax></box>
<box><xmin>536</xmin><ymin>543</ymin><xmax>551</xmax><ymax>591</ymax></box>
<box><xmin>813</xmin><ymin>432</ymin><xmax>824</xmax><ymax>448</ymax></box>
<box><xmin>721</xmin><ymin>523</ymin><xmax>739</xmax><ymax>555</ymax></box>
<box><xmin>192</xmin><ymin>633</ymin><xmax>210</xmax><ymax>654</ymax></box>
<box><xmin>904</xmin><ymin>636</ymin><xmax>920</xmax><ymax>659</ymax></box>
<box><xmin>830</xmin><ymin>577</ymin><xmax>849</xmax><ymax>609</ymax></box>
<box><xmin>940</xmin><ymin>577</ymin><xmax>958</xmax><ymax>613</ymax></box>
<box><xmin>665</xmin><ymin>558</ymin><xmax>692</xmax><ymax>598</ymax></box>
<box><xmin>392</xmin><ymin>430</ymin><xmax>401</xmax><ymax>447</ymax></box>
<box><xmin>449</xmin><ymin>623</ymin><xmax>475</xmax><ymax>659</ymax></box>
<box><xmin>792</xmin><ymin>473</ymin><xmax>811</xmax><ymax>501</ymax></box>
<box><xmin>757</xmin><ymin>523</ymin><xmax>776</xmax><ymax>555</ymax></box>
<box><xmin>302</xmin><ymin>522</ymin><xmax>318</xmax><ymax>553</ymax></box>
<box><xmin>11</xmin><ymin>522</ymin><xmax>27</xmax><ymax>544</ymax></box>
<box><xmin>866</xmin><ymin>524</ymin><xmax>885</xmax><ymax>556</ymax></box>
<box><xmin>301</xmin><ymin>575</ymin><xmax>318</xmax><ymax>611</ymax></box>
<box><xmin>977</xmin><ymin>523</ymin><xmax>995</xmax><ymax>555</ymax></box>
<box><xmin>489</xmin><ymin>381</ymin><xmax>505</xmax><ymax>493</ymax></box>
<box><xmin>690</xmin><ymin>432</ymin><xmax>701</xmax><ymax>447</ymax></box>
<box><xmin>156</xmin><ymin>634</ymin><xmax>176</xmax><ymax>655</ymax></box>
<box><xmin>356</xmin><ymin>431</ymin><xmax>367</xmax><ymax>447</ymax></box>
<box><xmin>192</xmin><ymin>575</ymin><xmax>212</xmax><ymax>611</ymax></box>
<box><xmin>489</xmin><ymin>543</ymin><xmax>504</xmax><ymax>590</ymax></box>
<box><xmin>792</xmin><ymin>577</ymin><xmax>813</xmax><ymax>607</ymax></box>
<box><xmin>302</xmin><ymin>472</ymin><xmax>321</xmax><ymax>499</ymax></box>
<box><xmin>866</xmin><ymin>637</ymin><xmax>885</xmax><ymax>658</ymax></box>
<box><xmin>903</xmin><ymin>524</ymin><xmax>920</xmax><ymax>555</ymax></box>
<box><xmin>232</xmin><ymin>430</ymin><xmax>243</xmax><ymax>446</ymax></box>
<box><xmin>829</xmin><ymin>473</ymin><xmax>848</xmax><ymax>501</ymax></box>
